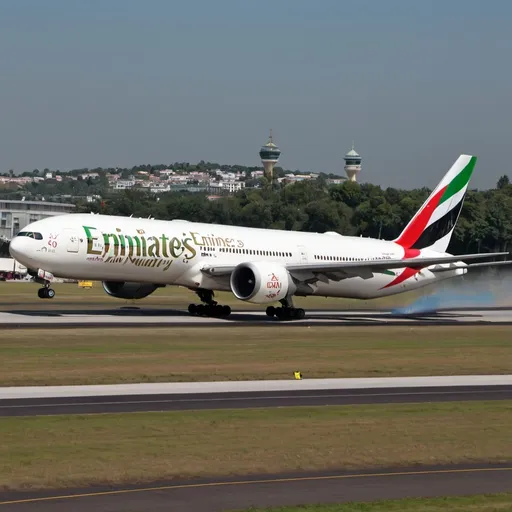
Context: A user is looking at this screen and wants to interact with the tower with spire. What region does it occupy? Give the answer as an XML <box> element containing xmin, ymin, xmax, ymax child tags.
<box><xmin>259</xmin><ymin>129</ymin><xmax>281</xmax><ymax>181</ymax></box>
<box><xmin>344</xmin><ymin>142</ymin><xmax>362</xmax><ymax>182</ymax></box>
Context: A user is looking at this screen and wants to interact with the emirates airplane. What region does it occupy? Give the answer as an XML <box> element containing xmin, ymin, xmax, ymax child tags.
<box><xmin>9</xmin><ymin>154</ymin><xmax>510</xmax><ymax>320</ymax></box>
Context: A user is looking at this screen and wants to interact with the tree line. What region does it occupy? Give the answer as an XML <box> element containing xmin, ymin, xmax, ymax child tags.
<box><xmin>77</xmin><ymin>175</ymin><xmax>512</xmax><ymax>255</ymax></box>
<box><xmin>2</xmin><ymin>169</ymin><xmax>511</xmax><ymax>256</ymax></box>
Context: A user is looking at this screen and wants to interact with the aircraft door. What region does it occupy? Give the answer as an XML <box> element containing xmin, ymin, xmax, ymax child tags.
<box><xmin>297</xmin><ymin>245</ymin><xmax>308</xmax><ymax>263</ymax></box>
<box><xmin>64</xmin><ymin>228</ymin><xmax>80</xmax><ymax>253</ymax></box>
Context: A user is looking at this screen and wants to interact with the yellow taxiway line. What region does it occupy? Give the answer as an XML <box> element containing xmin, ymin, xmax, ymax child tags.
<box><xmin>1</xmin><ymin>466</ymin><xmax>511</xmax><ymax>506</ymax></box>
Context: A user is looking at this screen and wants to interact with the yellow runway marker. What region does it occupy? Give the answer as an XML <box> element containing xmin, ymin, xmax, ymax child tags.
<box><xmin>1</xmin><ymin>467</ymin><xmax>511</xmax><ymax>506</ymax></box>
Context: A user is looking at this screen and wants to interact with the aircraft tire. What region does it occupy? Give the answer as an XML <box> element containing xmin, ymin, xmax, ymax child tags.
<box><xmin>295</xmin><ymin>308</ymin><xmax>305</xmax><ymax>320</ymax></box>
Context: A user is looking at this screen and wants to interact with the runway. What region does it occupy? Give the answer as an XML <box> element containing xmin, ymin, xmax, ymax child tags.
<box><xmin>2</xmin><ymin>375</ymin><xmax>512</xmax><ymax>417</ymax></box>
<box><xmin>3</xmin><ymin>385</ymin><xmax>512</xmax><ymax>417</ymax></box>
<box><xmin>1</xmin><ymin>464</ymin><xmax>511</xmax><ymax>511</ymax></box>
<box><xmin>1</xmin><ymin>306</ymin><xmax>512</xmax><ymax>327</ymax></box>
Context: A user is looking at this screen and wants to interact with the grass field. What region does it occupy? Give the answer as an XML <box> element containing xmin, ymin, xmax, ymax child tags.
<box><xmin>236</xmin><ymin>493</ymin><xmax>512</xmax><ymax>511</ymax></box>
<box><xmin>0</xmin><ymin>281</ymin><xmax>431</xmax><ymax>310</ymax></box>
<box><xmin>0</xmin><ymin>325</ymin><xmax>511</xmax><ymax>386</ymax></box>
<box><xmin>1</xmin><ymin>401</ymin><xmax>511</xmax><ymax>490</ymax></box>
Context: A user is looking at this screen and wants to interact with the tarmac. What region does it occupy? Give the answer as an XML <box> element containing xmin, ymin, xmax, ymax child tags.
<box><xmin>1</xmin><ymin>305</ymin><xmax>511</xmax><ymax>510</ymax></box>
<box><xmin>1</xmin><ymin>464</ymin><xmax>511</xmax><ymax>511</ymax></box>
<box><xmin>2</xmin><ymin>375</ymin><xmax>512</xmax><ymax>416</ymax></box>
<box><xmin>1</xmin><ymin>306</ymin><xmax>512</xmax><ymax>328</ymax></box>
<box><xmin>1</xmin><ymin>385</ymin><xmax>511</xmax><ymax>417</ymax></box>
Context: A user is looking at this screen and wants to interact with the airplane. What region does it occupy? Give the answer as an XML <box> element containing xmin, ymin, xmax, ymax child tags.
<box><xmin>8</xmin><ymin>154</ymin><xmax>511</xmax><ymax>321</ymax></box>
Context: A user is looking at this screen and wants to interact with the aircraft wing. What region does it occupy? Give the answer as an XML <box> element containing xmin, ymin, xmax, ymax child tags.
<box><xmin>201</xmin><ymin>252</ymin><xmax>510</xmax><ymax>278</ymax></box>
<box><xmin>429</xmin><ymin>259</ymin><xmax>512</xmax><ymax>273</ymax></box>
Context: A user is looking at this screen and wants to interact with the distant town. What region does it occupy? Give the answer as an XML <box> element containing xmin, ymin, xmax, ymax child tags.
<box><xmin>0</xmin><ymin>164</ymin><xmax>346</xmax><ymax>198</ymax></box>
<box><xmin>0</xmin><ymin>134</ymin><xmax>357</xmax><ymax>205</ymax></box>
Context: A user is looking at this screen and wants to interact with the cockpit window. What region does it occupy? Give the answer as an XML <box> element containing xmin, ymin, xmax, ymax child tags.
<box><xmin>17</xmin><ymin>231</ymin><xmax>43</xmax><ymax>240</ymax></box>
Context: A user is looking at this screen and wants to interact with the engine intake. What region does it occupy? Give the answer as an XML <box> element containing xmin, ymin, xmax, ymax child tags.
<box><xmin>230</xmin><ymin>262</ymin><xmax>296</xmax><ymax>304</ymax></box>
<box><xmin>102</xmin><ymin>281</ymin><xmax>161</xmax><ymax>300</ymax></box>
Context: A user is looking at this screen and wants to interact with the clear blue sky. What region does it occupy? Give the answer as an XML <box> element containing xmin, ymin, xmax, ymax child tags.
<box><xmin>1</xmin><ymin>0</ymin><xmax>511</xmax><ymax>189</ymax></box>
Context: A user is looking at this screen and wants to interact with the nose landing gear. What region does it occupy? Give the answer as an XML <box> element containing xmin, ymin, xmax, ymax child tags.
<box><xmin>37</xmin><ymin>286</ymin><xmax>55</xmax><ymax>299</ymax></box>
<box><xmin>31</xmin><ymin>269</ymin><xmax>56</xmax><ymax>299</ymax></box>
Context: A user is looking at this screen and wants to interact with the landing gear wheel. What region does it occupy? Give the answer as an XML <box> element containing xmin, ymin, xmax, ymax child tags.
<box><xmin>269</xmin><ymin>307</ymin><xmax>305</xmax><ymax>321</ymax></box>
<box><xmin>187</xmin><ymin>300</ymin><xmax>231</xmax><ymax>318</ymax></box>
<box><xmin>295</xmin><ymin>308</ymin><xmax>305</xmax><ymax>320</ymax></box>
<box><xmin>37</xmin><ymin>287</ymin><xmax>55</xmax><ymax>299</ymax></box>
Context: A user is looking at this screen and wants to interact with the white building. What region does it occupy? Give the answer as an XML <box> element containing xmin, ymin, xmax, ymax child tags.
<box><xmin>115</xmin><ymin>180</ymin><xmax>136</xmax><ymax>190</ymax></box>
<box><xmin>0</xmin><ymin>200</ymin><xmax>75</xmax><ymax>240</ymax></box>
<box><xmin>150</xmin><ymin>184</ymin><xmax>171</xmax><ymax>193</ymax></box>
<box><xmin>209</xmin><ymin>181</ymin><xmax>246</xmax><ymax>193</ymax></box>
<box><xmin>327</xmin><ymin>178</ymin><xmax>347</xmax><ymax>185</ymax></box>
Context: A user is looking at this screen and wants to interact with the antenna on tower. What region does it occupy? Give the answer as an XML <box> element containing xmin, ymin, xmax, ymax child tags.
<box><xmin>269</xmin><ymin>129</ymin><xmax>273</xmax><ymax>143</ymax></box>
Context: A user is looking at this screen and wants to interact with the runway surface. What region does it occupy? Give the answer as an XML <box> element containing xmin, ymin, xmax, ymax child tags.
<box><xmin>1</xmin><ymin>305</ymin><xmax>512</xmax><ymax>327</ymax></box>
<box><xmin>2</xmin><ymin>375</ymin><xmax>512</xmax><ymax>417</ymax></box>
<box><xmin>2</xmin><ymin>385</ymin><xmax>512</xmax><ymax>417</ymax></box>
<box><xmin>1</xmin><ymin>464</ymin><xmax>511</xmax><ymax>511</ymax></box>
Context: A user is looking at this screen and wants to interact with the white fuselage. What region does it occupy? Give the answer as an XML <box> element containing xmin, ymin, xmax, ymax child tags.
<box><xmin>9</xmin><ymin>213</ymin><xmax>465</xmax><ymax>300</ymax></box>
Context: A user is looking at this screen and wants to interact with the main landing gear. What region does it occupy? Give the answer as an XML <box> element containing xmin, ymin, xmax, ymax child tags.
<box><xmin>188</xmin><ymin>289</ymin><xmax>231</xmax><ymax>318</ymax></box>
<box><xmin>37</xmin><ymin>285</ymin><xmax>55</xmax><ymax>299</ymax></box>
<box><xmin>266</xmin><ymin>297</ymin><xmax>305</xmax><ymax>321</ymax></box>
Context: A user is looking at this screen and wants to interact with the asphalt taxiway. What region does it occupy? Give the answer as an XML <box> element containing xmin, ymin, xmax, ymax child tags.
<box><xmin>1</xmin><ymin>464</ymin><xmax>511</xmax><ymax>511</ymax></box>
<box><xmin>1</xmin><ymin>306</ymin><xmax>512</xmax><ymax>327</ymax></box>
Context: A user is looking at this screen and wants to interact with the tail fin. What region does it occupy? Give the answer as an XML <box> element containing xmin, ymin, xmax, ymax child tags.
<box><xmin>394</xmin><ymin>154</ymin><xmax>477</xmax><ymax>253</ymax></box>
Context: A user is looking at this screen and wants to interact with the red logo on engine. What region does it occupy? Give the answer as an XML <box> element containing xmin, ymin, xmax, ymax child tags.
<box><xmin>266</xmin><ymin>273</ymin><xmax>281</xmax><ymax>289</ymax></box>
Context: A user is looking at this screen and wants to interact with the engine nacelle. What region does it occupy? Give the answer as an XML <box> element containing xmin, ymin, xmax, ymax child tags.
<box><xmin>102</xmin><ymin>281</ymin><xmax>160</xmax><ymax>300</ymax></box>
<box><xmin>230</xmin><ymin>262</ymin><xmax>296</xmax><ymax>304</ymax></box>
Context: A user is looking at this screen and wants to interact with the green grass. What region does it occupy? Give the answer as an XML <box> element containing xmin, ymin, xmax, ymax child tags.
<box><xmin>235</xmin><ymin>493</ymin><xmax>512</xmax><ymax>511</ymax></box>
<box><xmin>0</xmin><ymin>325</ymin><xmax>511</xmax><ymax>386</ymax></box>
<box><xmin>1</xmin><ymin>401</ymin><xmax>511</xmax><ymax>490</ymax></box>
<box><xmin>0</xmin><ymin>280</ymin><xmax>428</xmax><ymax>310</ymax></box>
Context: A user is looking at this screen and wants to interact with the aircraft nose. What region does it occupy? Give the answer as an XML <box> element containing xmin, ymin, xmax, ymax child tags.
<box><xmin>9</xmin><ymin>236</ymin><xmax>30</xmax><ymax>263</ymax></box>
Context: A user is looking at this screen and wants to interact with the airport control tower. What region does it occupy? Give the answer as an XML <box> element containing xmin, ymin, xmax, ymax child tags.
<box><xmin>259</xmin><ymin>130</ymin><xmax>281</xmax><ymax>180</ymax></box>
<box><xmin>344</xmin><ymin>143</ymin><xmax>362</xmax><ymax>182</ymax></box>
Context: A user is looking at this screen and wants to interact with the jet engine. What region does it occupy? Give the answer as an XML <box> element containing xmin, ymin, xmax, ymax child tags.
<box><xmin>230</xmin><ymin>262</ymin><xmax>296</xmax><ymax>304</ymax></box>
<box><xmin>102</xmin><ymin>281</ymin><xmax>161</xmax><ymax>300</ymax></box>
